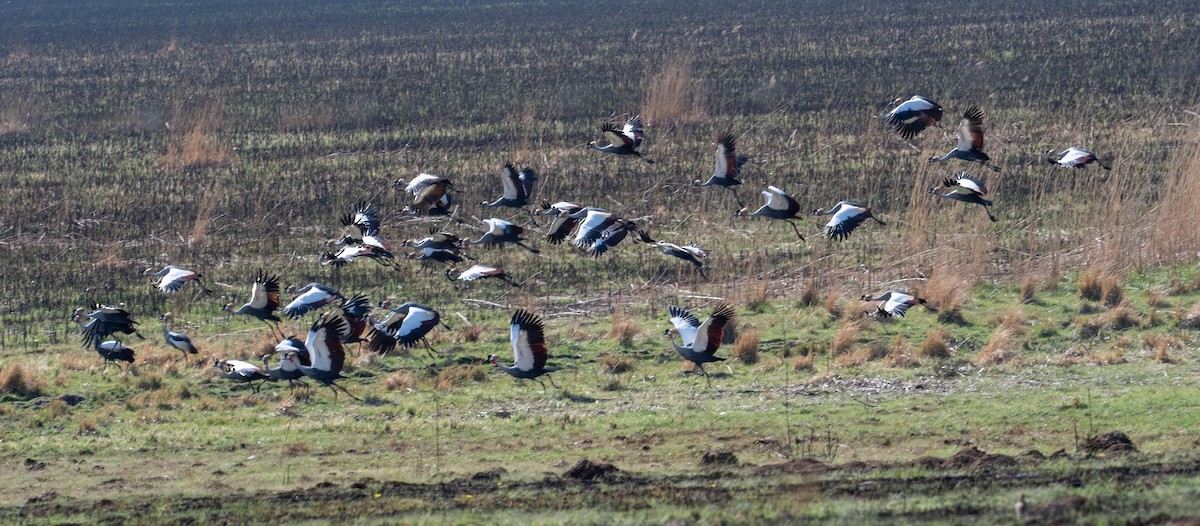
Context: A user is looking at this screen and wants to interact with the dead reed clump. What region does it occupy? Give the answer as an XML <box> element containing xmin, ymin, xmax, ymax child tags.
<box><xmin>831</xmin><ymin>321</ymin><xmax>860</xmax><ymax>356</ymax></box>
<box><xmin>792</xmin><ymin>354</ymin><xmax>816</xmax><ymax>371</ymax></box>
<box><xmin>731</xmin><ymin>329</ymin><xmax>761</xmax><ymax>364</ymax></box>
<box><xmin>1077</xmin><ymin>270</ymin><xmax>1103</xmax><ymax>302</ymax></box>
<box><xmin>834</xmin><ymin>342</ymin><xmax>888</xmax><ymax>368</ymax></box>
<box><xmin>457</xmin><ymin>323</ymin><xmax>485</xmax><ymax>343</ymax></box>
<box><xmin>799</xmin><ymin>278</ymin><xmax>820</xmax><ymax>307</ymax></box>
<box><xmin>59</xmin><ymin>353</ymin><xmax>94</xmax><ymax>372</ymax></box>
<box><xmin>608</xmin><ymin>309</ymin><xmax>642</xmax><ymax>348</ymax></box>
<box><xmin>642</xmin><ymin>54</ymin><xmax>706</xmax><ymax>126</ymax></box>
<box><xmin>744</xmin><ymin>281</ymin><xmax>770</xmax><ymax>313</ymax></box>
<box><xmin>1178</xmin><ymin>303</ymin><xmax>1200</xmax><ymax>329</ymax></box>
<box><xmin>972</xmin><ymin>326</ymin><xmax>1023</xmax><ymax>366</ymax></box>
<box><xmin>598</xmin><ymin>355</ymin><xmax>634</xmax><ymax>374</ymax></box>
<box><xmin>1144</xmin><ymin>334</ymin><xmax>1179</xmax><ymax>363</ymax></box>
<box><xmin>384</xmin><ymin>372</ymin><xmax>417</xmax><ymax>391</ymax></box>
<box><xmin>160</xmin><ymin>101</ymin><xmax>235</xmax><ymax>170</ymax></box>
<box><xmin>436</xmin><ymin>365</ymin><xmax>488</xmax><ymax>390</ymax></box>
<box><xmin>823</xmin><ymin>292</ymin><xmax>845</xmax><ymax>320</ymax></box>
<box><xmin>1101</xmin><ymin>275</ymin><xmax>1125</xmax><ymax>308</ymax></box>
<box><xmin>1018</xmin><ymin>277</ymin><xmax>1038</xmax><ymax>304</ymax></box>
<box><xmin>0</xmin><ymin>363</ymin><xmax>44</xmax><ymax>398</ymax></box>
<box><xmin>76</xmin><ymin>416</ymin><xmax>100</xmax><ymax>436</ymax></box>
<box><xmin>1099</xmin><ymin>304</ymin><xmax>1143</xmax><ymax>331</ymax></box>
<box><xmin>921</xmin><ymin>275</ymin><xmax>968</xmax><ymax>325</ymax></box>
<box><xmin>886</xmin><ymin>336</ymin><xmax>919</xmax><ymax>368</ymax></box>
<box><xmin>918</xmin><ymin>328</ymin><xmax>952</xmax><ymax>359</ymax></box>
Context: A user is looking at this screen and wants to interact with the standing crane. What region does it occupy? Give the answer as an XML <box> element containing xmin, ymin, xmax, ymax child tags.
<box><xmin>692</xmin><ymin>132</ymin><xmax>748</xmax><ymax>208</ymax></box>
<box><xmin>586</xmin><ymin>115</ymin><xmax>653</xmax><ymax>163</ymax></box>
<box><xmin>1046</xmin><ymin>147</ymin><xmax>1111</xmax><ymax>170</ymax></box>
<box><xmin>930</xmin><ymin>173</ymin><xmax>998</xmax><ymax>222</ymax></box>
<box><xmin>861</xmin><ymin>291</ymin><xmax>937</xmax><ymax>318</ymax></box>
<box><xmin>480</xmin><ymin>163</ymin><xmax>537</xmax><ymax>209</ymax></box>
<box><xmin>70</xmin><ymin>309</ymin><xmax>137</xmax><ymax>366</ymax></box>
<box><xmin>811</xmin><ymin>201</ymin><xmax>885</xmax><ymax>241</ymax></box>
<box><xmin>928</xmin><ymin>106</ymin><xmax>1000</xmax><ymax>171</ymax></box>
<box><xmin>262</xmin><ymin>337</ymin><xmax>311</xmax><ymax>394</ymax></box>
<box><xmin>664</xmin><ymin>303</ymin><xmax>736</xmax><ymax>387</ymax></box>
<box><xmin>736</xmin><ymin>186</ymin><xmax>807</xmax><ymax>241</ymax></box>
<box><xmin>159</xmin><ymin>312</ymin><xmax>199</xmax><ymax>361</ymax></box>
<box><xmin>884</xmin><ymin>95</ymin><xmax>943</xmax><ymax>139</ymax></box>
<box><xmin>488</xmin><ymin>309</ymin><xmax>557</xmax><ymax>392</ymax></box>
<box><xmin>72</xmin><ymin>304</ymin><xmax>143</xmax><ymax>352</ymax></box>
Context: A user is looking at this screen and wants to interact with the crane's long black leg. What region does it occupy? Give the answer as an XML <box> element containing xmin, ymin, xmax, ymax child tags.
<box><xmin>984</xmin><ymin>206</ymin><xmax>998</xmax><ymax>222</ymax></box>
<box><xmin>727</xmin><ymin>187</ymin><xmax>745</xmax><ymax>210</ymax></box>
<box><xmin>333</xmin><ymin>382</ymin><xmax>361</xmax><ymax>401</ymax></box>
<box><xmin>697</xmin><ymin>363</ymin><xmax>712</xmax><ymax>388</ymax></box>
<box><xmin>422</xmin><ymin>338</ymin><xmax>439</xmax><ymax>360</ymax></box>
<box><xmin>517</xmin><ymin>242</ymin><xmax>540</xmax><ymax>254</ymax></box>
<box><xmin>546</xmin><ymin>374</ymin><xmax>559</xmax><ymax>390</ymax></box>
<box><xmin>787</xmin><ymin>221</ymin><xmax>807</xmax><ymax>242</ymax></box>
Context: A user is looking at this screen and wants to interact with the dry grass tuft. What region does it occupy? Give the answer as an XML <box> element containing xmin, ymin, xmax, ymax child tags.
<box><xmin>1018</xmin><ymin>277</ymin><xmax>1038</xmax><ymax>304</ymax></box>
<box><xmin>972</xmin><ymin>325</ymin><xmax>1024</xmax><ymax>366</ymax></box>
<box><xmin>799</xmin><ymin>278</ymin><xmax>820</xmax><ymax>307</ymax></box>
<box><xmin>1101</xmin><ymin>275</ymin><xmax>1125</xmax><ymax>308</ymax></box>
<box><xmin>834</xmin><ymin>342</ymin><xmax>888</xmax><ymax>368</ymax></box>
<box><xmin>743</xmin><ymin>281</ymin><xmax>770</xmax><ymax>312</ymax></box>
<box><xmin>598</xmin><ymin>355</ymin><xmax>634</xmax><ymax>374</ymax></box>
<box><xmin>823</xmin><ymin>292</ymin><xmax>845</xmax><ymax>319</ymax></box>
<box><xmin>1179</xmin><ymin>303</ymin><xmax>1200</xmax><ymax>329</ymax></box>
<box><xmin>1144</xmin><ymin>334</ymin><xmax>1179</xmax><ymax>363</ymax></box>
<box><xmin>886</xmin><ymin>336</ymin><xmax>919</xmax><ymax>368</ymax></box>
<box><xmin>436</xmin><ymin>365</ymin><xmax>488</xmax><ymax>390</ymax></box>
<box><xmin>923</xmin><ymin>269</ymin><xmax>969</xmax><ymax>325</ymax></box>
<box><xmin>76</xmin><ymin>416</ymin><xmax>100</xmax><ymax>436</ymax></box>
<box><xmin>1077</xmin><ymin>270</ymin><xmax>1103</xmax><ymax>301</ymax></box>
<box><xmin>642</xmin><ymin>54</ymin><xmax>706</xmax><ymax>126</ymax></box>
<box><xmin>384</xmin><ymin>372</ymin><xmax>418</xmax><ymax>391</ymax></box>
<box><xmin>831</xmin><ymin>321</ymin><xmax>860</xmax><ymax>356</ymax></box>
<box><xmin>0</xmin><ymin>363</ymin><xmax>43</xmax><ymax>398</ymax></box>
<box><xmin>918</xmin><ymin>328</ymin><xmax>952</xmax><ymax>359</ymax></box>
<box><xmin>1099</xmin><ymin>304</ymin><xmax>1143</xmax><ymax>331</ymax></box>
<box><xmin>792</xmin><ymin>354</ymin><xmax>816</xmax><ymax>371</ymax></box>
<box><xmin>457</xmin><ymin>324</ymin><xmax>485</xmax><ymax>343</ymax></box>
<box><xmin>160</xmin><ymin>101</ymin><xmax>235</xmax><ymax>170</ymax></box>
<box><xmin>731</xmin><ymin>329</ymin><xmax>761</xmax><ymax>364</ymax></box>
<box><xmin>608</xmin><ymin>309</ymin><xmax>642</xmax><ymax>348</ymax></box>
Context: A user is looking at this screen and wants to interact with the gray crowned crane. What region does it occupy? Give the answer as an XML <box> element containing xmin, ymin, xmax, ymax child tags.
<box><xmin>159</xmin><ymin>312</ymin><xmax>199</xmax><ymax>360</ymax></box>
<box><xmin>467</xmin><ymin>218</ymin><xmax>540</xmax><ymax>253</ymax></box>
<box><xmin>297</xmin><ymin>314</ymin><xmax>359</xmax><ymax>401</ymax></box>
<box><xmin>579</xmin><ymin>216</ymin><xmax>639</xmax><ymax>257</ymax></box>
<box><xmin>213</xmin><ymin>359</ymin><xmax>269</xmax><ymax>393</ymax></box>
<box><xmin>282</xmin><ymin>283</ymin><xmax>344</xmax><ymax>319</ymax></box>
<box><xmin>811</xmin><ymin>201</ymin><xmax>885</xmax><ymax>241</ymax></box>
<box><xmin>446</xmin><ymin>264</ymin><xmax>520</xmax><ymax>287</ymax></box>
<box><xmin>73</xmin><ymin>304</ymin><xmax>143</xmax><ymax>352</ymax></box>
<box><xmin>664</xmin><ymin>303</ymin><xmax>735</xmax><ymax>387</ymax></box>
<box><xmin>586</xmin><ymin>115</ymin><xmax>653</xmax><ymax>163</ymax></box>
<box><xmin>861</xmin><ymin>291</ymin><xmax>937</xmax><ymax>318</ymax></box>
<box><xmin>320</xmin><ymin>243</ymin><xmax>396</xmax><ymax>268</ymax></box>
<box><xmin>222</xmin><ymin>270</ymin><xmax>283</xmax><ymax>335</ymax></box>
<box><xmin>488</xmin><ymin>309</ymin><xmax>557</xmax><ymax>392</ymax></box>
<box><xmin>339</xmin><ymin>201</ymin><xmax>381</xmax><ymax>239</ymax></box>
<box><xmin>531</xmin><ymin>201</ymin><xmax>584</xmax><ymax>244</ymax></box>
<box><xmin>334</xmin><ymin>293</ymin><xmax>372</xmax><ymax>344</ymax></box>
<box><xmin>928</xmin><ymin>106</ymin><xmax>1000</xmax><ymax>171</ymax></box>
<box><xmin>70</xmin><ymin>309</ymin><xmax>137</xmax><ymax>366</ymax></box>
<box><xmin>397</xmin><ymin>173</ymin><xmax>454</xmax><ymax>216</ymax></box>
<box><xmin>367</xmin><ymin>301</ymin><xmax>443</xmax><ymax>357</ymax></box>
<box><xmin>402</xmin><ymin>230</ymin><xmax>465</xmax><ymax>251</ymax></box>
<box><xmin>1047</xmin><ymin>147</ymin><xmax>1110</xmax><ymax>170</ymax></box>
<box><xmin>637</xmin><ymin>231</ymin><xmax>708</xmax><ymax>278</ymax></box>
<box><xmin>564</xmin><ymin>208</ymin><xmax>625</xmax><ymax>253</ymax></box>
<box><xmin>262</xmin><ymin>337</ymin><xmax>311</xmax><ymax>394</ymax></box>
<box><xmin>885</xmin><ymin>95</ymin><xmax>943</xmax><ymax>139</ymax></box>
<box><xmin>930</xmin><ymin>173</ymin><xmax>997</xmax><ymax>222</ymax></box>
<box><xmin>143</xmin><ymin>264</ymin><xmax>212</xmax><ymax>294</ymax></box>
<box><xmin>405</xmin><ymin>247</ymin><xmax>467</xmax><ymax>267</ymax></box>
<box><xmin>480</xmin><ymin>163</ymin><xmax>537</xmax><ymax>209</ymax></box>
<box><xmin>692</xmin><ymin>132</ymin><xmax>748</xmax><ymax>208</ymax></box>
<box><xmin>736</xmin><ymin>186</ymin><xmax>807</xmax><ymax>242</ymax></box>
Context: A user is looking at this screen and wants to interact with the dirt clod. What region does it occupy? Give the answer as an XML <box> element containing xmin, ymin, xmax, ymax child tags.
<box><xmin>563</xmin><ymin>459</ymin><xmax>618</xmax><ymax>481</ymax></box>
<box><xmin>700</xmin><ymin>451</ymin><xmax>738</xmax><ymax>466</ymax></box>
<box><xmin>24</xmin><ymin>458</ymin><xmax>46</xmax><ymax>471</ymax></box>
<box><xmin>1082</xmin><ymin>431</ymin><xmax>1137</xmax><ymax>455</ymax></box>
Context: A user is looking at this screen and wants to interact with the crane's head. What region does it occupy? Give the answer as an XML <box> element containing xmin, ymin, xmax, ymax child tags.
<box><xmin>212</xmin><ymin>358</ymin><xmax>224</xmax><ymax>369</ymax></box>
<box><xmin>485</xmin><ymin>354</ymin><xmax>499</xmax><ymax>366</ymax></box>
<box><xmin>220</xmin><ymin>303</ymin><xmax>234</xmax><ymax>313</ymax></box>
<box><xmin>160</xmin><ymin>312</ymin><xmax>173</xmax><ymax>321</ymax></box>
<box><xmin>70</xmin><ymin>307</ymin><xmax>85</xmax><ymax>322</ymax></box>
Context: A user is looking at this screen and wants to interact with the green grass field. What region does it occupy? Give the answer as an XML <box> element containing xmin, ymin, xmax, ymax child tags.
<box><xmin>3</xmin><ymin>0</ymin><xmax>1200</xmax><ymax>523</ymax></box>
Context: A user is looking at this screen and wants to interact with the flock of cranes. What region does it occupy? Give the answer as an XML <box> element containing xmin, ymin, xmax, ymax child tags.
<box><xmin>70</xmin><ymin>98</ymin><xmax>1113</xmax><ymax>397</ymax></box>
